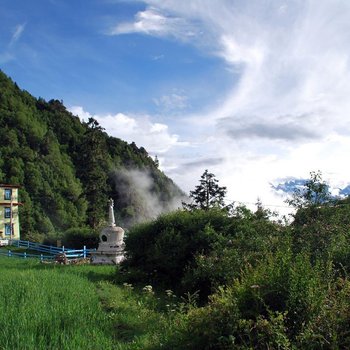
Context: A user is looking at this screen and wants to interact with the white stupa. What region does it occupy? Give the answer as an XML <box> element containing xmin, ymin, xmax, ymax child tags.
<box><xmin>91</xmin><ymin>198</ymin><xmax>125</xmax><ymax>264</ymax></box>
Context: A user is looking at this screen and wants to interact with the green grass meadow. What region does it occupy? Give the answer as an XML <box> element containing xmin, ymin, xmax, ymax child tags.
<box><xmin>0</xmin><ymin>257</ymin><xmax>178</xmax><ymax>350</ymax></box>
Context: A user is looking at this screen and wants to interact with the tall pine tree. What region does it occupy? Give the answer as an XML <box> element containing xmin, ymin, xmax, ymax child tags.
<box><xmin>184</xmin><ymin>169</ymin><xmax>227</xmax><ymax>210</ymax></box>
<box><xmin>78</xmin><ymin>118</ymin><xmax>109</xmax><ymax>229</ymax></box>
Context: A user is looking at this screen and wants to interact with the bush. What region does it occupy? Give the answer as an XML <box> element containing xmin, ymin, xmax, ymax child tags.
<box><xmin>296</xmin><ymin>277</ymin><xmax>350</xmax><ymax>348</ymax></box>
<box><xmin>62</xmin><ymin>227</ymin><xmax>99</xmax><ymax>249</ymax></box>
<box><xmin>123</xmin><ymin>209</ymin><xmax>232</xmax><ymax>291</ymax></box>
<box><xmin>170</xmin><ymin>250</ymin><xmax>331</xmax><ymax>349</ymax></box>
<box><xmin>123</xmin><ymin>207</ymin><xmax>288</xmax><ymax>300</ymax></box>
<box><xmin>291</xmin><ymin>202</ymin><xmax>350</xmax><ymax>264</ymax></box>
<box><xmin>42</xmin><ymin>232</ymin><xmax>62</xmax><ymax>246</ymax></box>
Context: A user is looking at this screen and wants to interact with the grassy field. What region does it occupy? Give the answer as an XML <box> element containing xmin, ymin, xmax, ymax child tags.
<box><xmin>0</xmin><ymin>257</ymin><xmax>181</xmax><ymax>350</ymax></box>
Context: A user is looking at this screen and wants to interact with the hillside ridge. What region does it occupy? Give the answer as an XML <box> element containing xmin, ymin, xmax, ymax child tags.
<box><xmin>0</xmin><ymin>70</ymin><xmax>184</xmax><ymax>239</ymax></box>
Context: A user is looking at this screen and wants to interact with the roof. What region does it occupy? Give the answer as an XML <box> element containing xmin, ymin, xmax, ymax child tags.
<box><xmin>0</xmin><ymin>202</ymin><xmax>23</xmax><ymax>206</ymax></box>
<box><xmin>0</xmin><ymin>184</ymin><xmax>21</xmax><ymax>189</ymax></box>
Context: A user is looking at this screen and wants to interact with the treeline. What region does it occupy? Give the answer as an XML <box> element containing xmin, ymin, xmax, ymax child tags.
<box><xmin>121</xmin><ymin>172</ymin><xmax>350</xmax><ymax>349</ymax></box>
<box><xmin>0</xmin><ymin>70</ymin><xmax>183</xmax><ymax>242</ymax></box>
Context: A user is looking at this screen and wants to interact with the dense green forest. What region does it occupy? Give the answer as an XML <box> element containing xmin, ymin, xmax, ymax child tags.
<box><xmin>0</xmin><ymin>70</ymin><xmax>184</xmax><ymax>243</ymax></box>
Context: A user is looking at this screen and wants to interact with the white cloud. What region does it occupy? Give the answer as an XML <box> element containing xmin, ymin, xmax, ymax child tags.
<box><xmin>10</xmin><ymin>23</ymin><xmax>26</xmax><ymax>46</ymax></box>
<box><xmin>0</xmin><ymin>23</ymin><xmax>26</xmax><ymax>63</ymax></box>
<box><xmin>219</xmin><ymin>35</ymin><xmax>265</xmax><ymax>66</ymax></box>
<box><xmin>108</xmin><ymin>7</ymin><xmax>199</xmax><ymax>40</ymax></box>
<box><xmin>69</xmin><ymin>106</ymin><xmax>188</xmax><ymax>154</ymax></box>
<box><xmin>69</xmin><ymin>106</ymin><xmax>91</xmax><ymax>121</ymax></box>
<box><xmin>153</xmin><ymin>91</ymin><xmax>188</xmax><ymax>112</ymax></box>
<box><xmin>151</xmin><ymin>54</ymin><xmax>164</xmax><ymax>61</ymax></box>
<box><xmin>101</xmin><ymin>0</ymin><xmax>350</xmax><ymax>212</ymax></box>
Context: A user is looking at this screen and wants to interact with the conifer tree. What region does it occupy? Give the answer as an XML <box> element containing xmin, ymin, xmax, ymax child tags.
<box><xmin>79</xmin><ymin>118</ymin><xmax>109</xmax><ymax>229</ymax></box>
<box><xmin>184</xmin><ymin>169</ymin><xmax>227</xmax><ymax>210</ymax></box>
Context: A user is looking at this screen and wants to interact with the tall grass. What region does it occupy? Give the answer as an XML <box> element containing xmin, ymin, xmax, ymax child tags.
<box><xmin>0</xmin><ymin>257</ymin><xmax>183</xmax><ymax>350</ymax></box>
<box><xmin>0</xmin><ymin>258</ymin><xmax>116</xmax><ymax>349</ymax></box>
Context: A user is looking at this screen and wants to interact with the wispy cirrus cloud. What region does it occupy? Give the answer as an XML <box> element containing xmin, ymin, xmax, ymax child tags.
<box><xmin>153</xmin><ymin>90</ymin><xmax>188</xmax><ymax>112</ymax></box>
<box><xmin>10</xmin><ymin>23</ymin><xmax>26</xmax><ymax>46</ymax></box>
<box><xmin>64</xmin><ymin>0</ymin><xmax>350</xmax><ymax>210</ymax></box>
<box><xmin>221</xmin><ymin>119</ymin><xmax>319</xmax><ymax>141</ymax></box>
<box><xmin>107</xmin><ymin>7</ymin><xmax>199</xmax><ymax>40</ymax></box>
<box><xmin>181</xmin><ymin>157</ymin><xmax>224</xmax><ymax>170</ymax></box>
<box><xmin>0</xmin><ymin>23</ymin><xmax>26</xmax><ymax>63</ymax></box>
<box><xmin>107</xmin><ymin>0</ymin><xmax>350</xmax><ymax>207</ymax></box>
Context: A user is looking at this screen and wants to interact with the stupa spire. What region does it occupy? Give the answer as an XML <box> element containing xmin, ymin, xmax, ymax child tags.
<box><xmin>108</xmin><ymin>198</ymin><xmax>116</xmax><ymax>226</ymax></box>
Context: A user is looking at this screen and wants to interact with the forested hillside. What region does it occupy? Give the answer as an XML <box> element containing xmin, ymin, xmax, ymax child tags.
<box><xmin>0</xmin><ymin>70</ymin><xmax>184</xmax><ymax>241</ymax></box>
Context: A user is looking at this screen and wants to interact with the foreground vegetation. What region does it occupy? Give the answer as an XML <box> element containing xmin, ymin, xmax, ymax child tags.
<box><xmin>119</xmin><ymin>172</ymin><xmax>350</xmax><ymax>349</ymax></box>
<box><xmin>3</xmin><ymin>172</ymin><xmax>350</xmax><ymax>349</ymax></box>
<box><xmin>0</xmin><ymin>258</ymin><xmax>185</xmax><ymax>350</ymax></box>
<box><xmin>121</xmin><ymin>210</ymin><xmax>350</xmax><ymax>349</ymax></box>
<box><xmin>0</xmin><ymin>259</ymin><xmax>114</xmax><ymax>349</ymax></box>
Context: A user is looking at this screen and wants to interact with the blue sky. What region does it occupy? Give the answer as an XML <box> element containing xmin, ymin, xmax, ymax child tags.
<box><xmin>0</xmin><ymin>0</ymin><xmax>231</xmax><ymax>115</ymax></box>
<box><xmin>2</xmin><ymin>0</ymin><xmax>350</xmax><ymax>211</ymax></box>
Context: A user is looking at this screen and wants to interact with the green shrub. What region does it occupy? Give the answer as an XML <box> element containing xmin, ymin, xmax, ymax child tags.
<box><xmin>181</xmin><ymin>233</ymin><xmax>243</xmax><ymax>301</ymax></box>
<box><xmin>171</xmin><ymin>250</ymin><xmax>331</xmax><ymax>349</ymax></box>
<box><xmin>123</xmin><ymin>207</ymin><xmax>289</xmax><ymax>300</ymax></box>
<box><xmin>123</xmin><ymin>209</ymin><xmax>232</xmax><ymax>290</ymax></box>
<box><xmin>62</xmin><ymin>227</ymin><xmax>99</xmax><ymax>248</ymax></box>
<box><xmin>291</xmin><ymin>203</ymin><xmax>350</xmax><ymax>265</ymax></box>
<box><xmin>296</xmin><ymin>277</ymin><xmax>350</xmax><ymax>349</ymax></box>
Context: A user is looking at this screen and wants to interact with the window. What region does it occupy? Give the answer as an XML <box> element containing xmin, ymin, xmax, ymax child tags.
<box><xmin>4</xmin><ymin>189</ymin><xmax>12</xmax><ymax>200</ymax></box>
<box><xmin>5</xmin><ymin>224</ymin><xmax>11</xmax><ymax>236</ymax></box>
<box><xmin>4</xmin><ymin>207</ymin><xmax>11</xmax><ymax>219</ymax></box>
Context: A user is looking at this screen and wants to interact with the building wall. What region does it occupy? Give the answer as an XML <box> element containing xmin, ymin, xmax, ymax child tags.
<box><xmin>0</xmin><ymin>186</ymin><xmax>20</xmax><ymax>240</ymax></box>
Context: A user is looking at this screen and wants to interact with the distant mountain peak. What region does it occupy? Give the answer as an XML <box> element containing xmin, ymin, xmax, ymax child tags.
<box><xmin>270</xmin><ymin>178</ymin><xmax>307</xmax><ymax>196</ymax></box>
<box><xmin>271</xmin><ymin>177</ymin><xmax>350</xmax><ymax>198</ymax></box>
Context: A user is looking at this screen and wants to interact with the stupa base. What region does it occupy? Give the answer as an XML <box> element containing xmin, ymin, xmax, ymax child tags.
<box><xmin>90</xmin><ymin>251</ymin><xmax>124</xmax><ymax>265</ymax></box>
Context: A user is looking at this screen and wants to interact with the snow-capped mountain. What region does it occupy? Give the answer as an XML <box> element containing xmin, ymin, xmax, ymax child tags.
<box><xmin>271</xmin><ymin>178</ymin><xmax>350</xmax><ymax>198</ymax></box>
<box><xmin>271</xmin><ymin>179</ymin><xmax>307</xmax><ymax>195</ymax></box>
<box><xmin>339</xmin><ymin>185</ymin><xmax>350</xmax><ymax>196</ymax></box>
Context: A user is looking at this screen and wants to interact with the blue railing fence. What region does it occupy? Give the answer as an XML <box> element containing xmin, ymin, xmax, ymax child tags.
<box><xmin>0</xmin><ymin>239</ymin><xmax>96</xmax><ymax>261</ymax></box>
<box><xmin>0</xmin><ymin>250</ymin><xmax>55</xmax><ymax>261</ymax></box>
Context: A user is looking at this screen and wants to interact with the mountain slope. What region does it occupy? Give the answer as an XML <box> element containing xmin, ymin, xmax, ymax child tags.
<box><xmin>0</xmin><ymin>70</ymin><xmax>184</xmax><ymax>238</ymax></box>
